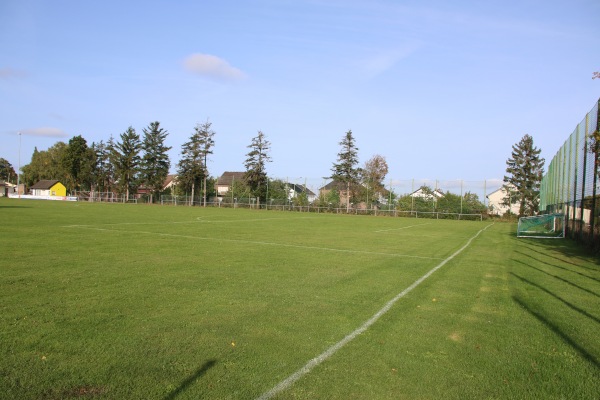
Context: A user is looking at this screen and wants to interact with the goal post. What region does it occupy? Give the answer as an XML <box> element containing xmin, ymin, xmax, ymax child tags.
<box><xmin>517</xmin><ymin>213</ymin><xmax>565</xmax><ymax>239</ymax></box>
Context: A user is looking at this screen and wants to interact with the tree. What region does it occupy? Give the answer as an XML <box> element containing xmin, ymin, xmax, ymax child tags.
<box><xmin>503</xmin><ymin>134</ymin><xmax>545</xmax><ymax>217</ymax></box>
<box><xmin>113</xmin><ymin>126</ymin><xmax>142</xmax><ymax>200</ymax></box>
<box><xmin>266</xmin><ymin>178</ymin><xmax>288</xmax><ymax>203</ymax></box>
<box><xmin>244</xmin><ymin>130</ymin><xmax>272</xmax><ymax>203</ymax></box>
<box><xmin>105</xmin><ymin>135</ymin><xmax>118</xmax><ymax>195</ymax></box>
<box><xmin>196</xmin><ymin>120</ymin><xmax>216</xmax><ymax>206</ymax></box>
<box><xmin>0</xmin><ymin>158</ymin><xmax>16</xmax><ymax>183</ymax></box>
<box><xmin>589</xmin><ymin>128</ymin><xmax>600</xmax><ymax>179</ymax></box>
<box><xmin>21</xmin><ymin>142</ymin><xmax>68</xmax><ymax>186</ymax></box>
<box><xmin>62</xmin><ymin>135</ymin><xmax>94</xmax><ymax>191</ymax></box>
<box><xmin>361</xmin><ymin>154</ymin><xmax>388</xmax><ymax>203</ymax></box>
<box><xmin>91</xmin><ymin>140</ymin><xmax>113</xmax><ymax>195</ymax></box>
<box><xmin>177</xmin><ymin>126</ymin><xmax>205</xmax><ymax>204</ymax></box>
<box><xmin>141</xmin><ymin>121</ymin><xmax>171</xmax><ymax>203</ymax></box>
<box><xmin>330</xmin><ymin>130</ymin><xmax>360</xmax><ymax>211</ymax></box>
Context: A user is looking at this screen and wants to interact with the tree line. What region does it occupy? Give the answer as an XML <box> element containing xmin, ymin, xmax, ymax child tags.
<box><xmin>2</xmin><ymin>124</ymin><xmax>559</xmax><ymax>217</ymax></box>
<box><xmin>4</xmin><ymin>123</ymin><xmax>394</xmax><ymax>207</ymax></box>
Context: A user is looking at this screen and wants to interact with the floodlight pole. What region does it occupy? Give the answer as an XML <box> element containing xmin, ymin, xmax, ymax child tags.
<box><xmin>17</xmin><ymin>131</ymin><xmax>21</xmax><ymax>199</ymax></box>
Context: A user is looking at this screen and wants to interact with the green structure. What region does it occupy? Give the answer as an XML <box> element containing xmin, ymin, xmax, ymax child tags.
<box><xmin>539</xmin><ymin>98</ymin><xmax>599</xmax><ymax>245</ymax></box>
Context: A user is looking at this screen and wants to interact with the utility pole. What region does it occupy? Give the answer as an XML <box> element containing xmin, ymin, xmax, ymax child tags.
<box><xmin>17</xmin><ymin>131</ymin><xmax>21</xmax><ymax>199</ymax></box>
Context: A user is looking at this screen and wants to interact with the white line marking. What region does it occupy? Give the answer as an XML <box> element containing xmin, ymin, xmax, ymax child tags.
<box><xmin>62</xmin><ymin>216</ymin><xmax>319</xmax><ymax>228</ymax></box>
<box><xmin>63</xmin><ymin>226</ymin><xmax>443</xmax><ymax>260</ymax></box>
<box><xmin>374</xmin><ymin>222</ymin><xmax>432</xmax><ymax>233</ymax></box>
<box><xmin>255</xmin><ymin>223</ymin><xmax>494</xmax><ymax>400</ymax></box>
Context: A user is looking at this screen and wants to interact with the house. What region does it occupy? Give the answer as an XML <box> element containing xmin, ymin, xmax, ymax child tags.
<box><xmin>410</xmin><ymin>187</ymin><xmax>445</xmax><ymax>200</ymax></box>
<box><xmin>216</xmin><ymin>172</ymin><xmax>245</xmax><ymax>195</ymax></box>
<box><xmin>486</xmin><ymin>185</ymin><xmax>521</xmax><ymax>216</ymax></box>
<box><xmin>0</xmin><ymin>181</ymin><xmax>16</xmax><ymax>197</ymax></box>
<box><xmin>319</xmin><ymin>180</ymin><xmax>355</xmax><ymax>206</ymax></box>
<box><xmin>30</xmin><ymin>180</ymin><xmax>67</xmax><ymax>197</ymax></box>
<box><xmin>288</xmin><ymin>183</ymin><xmax>317</xmax><ymax>203</ymax></box>
<box><xmin>162</xmin><ymin>174</ymin><xmax>177</xmax><ymax>191</ymax></box>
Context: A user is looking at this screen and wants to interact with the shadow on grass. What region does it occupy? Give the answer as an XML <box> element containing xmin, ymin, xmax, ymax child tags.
<box><xmin>0</xmin><ymin>205</ymin><xmax>32</xmax><ymax>209</ymax></box>
<box><xmin>515</xmin><ymin>250</ymin><xmax>600</xmax><ymax>283</ymax></box>
<box><xmin>512</xmin><ymin>259</ymin><xmax>600</xmax><ymax>298</ymax></box>
<box><xmin>163</xmin><ymin>359</ymin><xmax>217</xmax><ymax>400</ymax></box>
<box><xmin>517</xmin><ymin>238</ymin><xmax>600</xmax><ymax>267</ymax></box>
<box><xmin>511</xmin><ymin>272</ymin><xmax>600</xmax><ymax>324</ymax></box>
<box><xmin>513</xmin><ymin>296</ymin><xmax>599</xmax><ymax>369</ymax></box>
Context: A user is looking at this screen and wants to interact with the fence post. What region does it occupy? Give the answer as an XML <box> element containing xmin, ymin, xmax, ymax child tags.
<box><xmin>572</xmin><ymin>128</ymin><xmax>579</xmax><ymax>236</ymax></box>
<box><xmin>580</xmin><ymin>115</ymin><xmax>589</xmax><ymax>241</ymax></box>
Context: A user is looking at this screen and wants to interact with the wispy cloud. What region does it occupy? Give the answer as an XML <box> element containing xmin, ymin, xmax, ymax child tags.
<box><xmin>20</xmin><ymin>127</ymin><xmax>69</xmax><ymax>138</ymax></box>
<box><xmin>183</xmin><ymin>53</ymin><xmax>246</xmax><ymax>81</ymax></box>
<box><xmin>361</xmin><ymin>43</ymin><xmax>421</xmax><ymax>77</ymax></box>
<box><xmin>0</xmin><ymin>67</ymin><xmax>27</xmax><ymax>79</ymax></box>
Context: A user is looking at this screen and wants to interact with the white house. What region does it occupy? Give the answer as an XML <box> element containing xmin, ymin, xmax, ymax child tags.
<box><xmin>288</xmin><ymin>183</ymin><xmax>317</xmax><ymax>203</ymax></box>
<box><xmin>0</xmin><ymin>181</ymin><xmax>16</xmax><ymax>197</ymax></box>
<box><xmin>162</xmin><ymin>174</ymin><xmax>178</xmax><ymax>191</ymax></box>
<box><xmin>486</xmin><ymin>185</ymin><xmax>521</xmax><ymax>216</ymax></box>
<box><xmin>410</xmin><ymin>187</ymin><xmax>445</xmax><ymax>200</ymax></box>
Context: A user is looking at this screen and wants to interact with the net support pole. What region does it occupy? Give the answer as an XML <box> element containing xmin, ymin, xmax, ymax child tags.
<box><xmin>572</xmin><ymin>124</ymin><xmax>579</xmax><ymax>236</ymax></box>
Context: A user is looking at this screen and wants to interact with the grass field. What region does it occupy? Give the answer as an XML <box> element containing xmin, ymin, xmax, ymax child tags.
<box><xmin>1</xmin><ymin>198</ymin><xmax>599</xmax><ymax>399</ymax></box>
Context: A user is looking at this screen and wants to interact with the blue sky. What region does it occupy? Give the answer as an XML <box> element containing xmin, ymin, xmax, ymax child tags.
<box><xmin>1</xmin><ymin>0</ymin><xmax>599</xmax><ymax>193</ymax></box>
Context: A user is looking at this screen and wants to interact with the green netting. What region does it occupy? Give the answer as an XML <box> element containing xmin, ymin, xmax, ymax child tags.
<box><xmin>517</xmin><ymin>213</ymin><xmax>565</xmax><ymax>238</ymax></box>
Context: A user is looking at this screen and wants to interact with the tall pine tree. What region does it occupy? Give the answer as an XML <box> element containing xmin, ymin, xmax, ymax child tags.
<box><xmin>91</xmin><ymin>140</ymin><xmax>111</xmax><ymax>195</ymax></box>
<box><xmin>141</xmin><ymin>121</ymin><xmax>171</xmax><ymax>203</ymax></box>
<box><xmin>330</xmin><ymin>130</ymin><xmax>360</xmax><ymax>211</ymax></box>
<box><xmin>113</xmin><ymin>126</ymin><xmax>142</xmax><ymax>201</ymax></box>
<box><xmin>244</xmin><ymin>130</ymin><xmax>271</xmax><ymax>203</ymax></box>
<box><xmin>177</xmin><ymin>124</ymin><xmax>207</xmax><ymax>204</ymax></box>
<box><xmin>503</xmin><ymin>134</ymin><xmax>545</xmax><ymax>217</ymax></box>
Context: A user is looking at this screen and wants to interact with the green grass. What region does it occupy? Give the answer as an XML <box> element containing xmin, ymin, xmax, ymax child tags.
<box><xmin>1</xmin><ymin>198</ymin><xmax>598</xmax><ymax>399</ymax></box>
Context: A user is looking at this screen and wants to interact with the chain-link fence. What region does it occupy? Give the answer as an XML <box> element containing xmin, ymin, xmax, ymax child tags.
<box><xmin>160</xmin><ymin>178</ymin><xmax>503</xmax><ymax>221</ymax></box>
<box><xmin>540</xmin><ymin>98</ymin><xmax>600</xmax><ymax>248</ymax></box>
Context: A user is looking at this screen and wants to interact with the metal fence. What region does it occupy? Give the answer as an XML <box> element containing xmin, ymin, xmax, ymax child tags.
<box><xmin>539</xmin><ymin>98</ymin><xmax>600</xmax><ymax>248</ymax></box>
<box><xmin>159</xmin><ymin>179</ymin><xmax>502</xmax><ymax>222</ymax></box>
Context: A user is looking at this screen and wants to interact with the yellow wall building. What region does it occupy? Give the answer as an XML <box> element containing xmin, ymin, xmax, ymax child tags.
<box><xmin>30</xmin><ymin>180</ymin><xmax>67</xmax><ymax>197</ymax></box>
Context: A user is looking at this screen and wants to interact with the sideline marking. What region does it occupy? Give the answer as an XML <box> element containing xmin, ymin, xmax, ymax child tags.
<box><xmin>63</xmin><ymin>226</ymin><xmax>443</xmax><ymax>260</ymax></box>
<box><xmin>256</xmin><ymin>223</ymin><xmax>494</xmax><ymax>400</ymax></box>
<box><xmin>62</xmin><ymin>216</ymin><xmax>319</xmax><ymax>228</ymax></box>
<box><xmin>374</xmin><ymin>222</ymin><xmax>432</xmax><ymax>233</ymax></box>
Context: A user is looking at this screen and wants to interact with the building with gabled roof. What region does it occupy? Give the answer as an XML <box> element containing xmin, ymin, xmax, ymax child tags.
<box><xmin>287</xmin><ymin>183</ymin><xmax>317</xmax><ymax>203</ymax></box>
<box><xmin>216</xmin><ymin>172</ymin><xmax>245</xmax><ymax>195</ymax></box>
<box><xmin>30</xmin><ymin>180</ymin><xmax>67</xmax><ymax>197</ymax></box>
<box><xmin>409</xmin><ymin>187</ymin><xmax>445</xmax><ymax>200</ymax></box>
<box><xmin>486</xmin><ymin>184</ymin><xmax>521</xmax><ymax>216</ymax></box>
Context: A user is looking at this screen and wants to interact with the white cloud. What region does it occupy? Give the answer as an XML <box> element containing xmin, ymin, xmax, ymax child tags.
<box><xmin>183</xmin><ymin>53</ymin><xmax>246</xmax><ymax>81</ymax></box>
<box><xmin>20</xmin><ymin>127</ymin><xmax>69</xmax><ymax>138</ymax></box>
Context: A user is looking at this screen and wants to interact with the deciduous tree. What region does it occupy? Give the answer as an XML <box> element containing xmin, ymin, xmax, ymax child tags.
<box><xmin>361</xmin><ymin>154</ymin><xmax>388</xmax><ymax>203</ymax></box>
<box><xmin>22</xmin><ymin>143</ymin><xmax>68</xmax><ymax>186</ymax></box>
<box><xmin>62</xmin><ymin>135</ymin><xmax>95</xmax><ymax>191</ymax></box>
<box><xmin>0</xmin><ymin>158</ymin><xmax>16</xmax><ymax>183</ymax></box>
